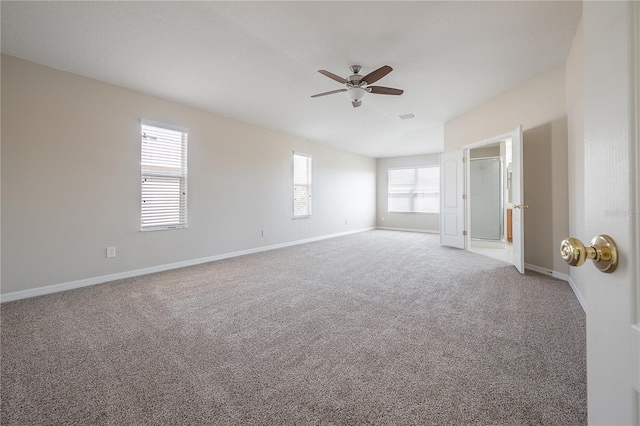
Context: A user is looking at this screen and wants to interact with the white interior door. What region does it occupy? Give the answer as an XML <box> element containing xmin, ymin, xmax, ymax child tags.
<box><xmin>582</xmin><ymin>2</ymin><xmax>639</xmax><ymax>423</ymax></box>
<box><xmin>510</xmin><ymin>125</ymin><xmax>525</xmax><ymax>274</ymax></box>
<box><xmin>440</xmin><ymin>150</ymin><xmax>465</xmax><ymax>249</ymax></box>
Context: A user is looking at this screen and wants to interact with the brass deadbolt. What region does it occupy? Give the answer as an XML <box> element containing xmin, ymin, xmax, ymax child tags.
<box><xmin>560</xmin><ymin>234</ymin><xmax>618</xmax><ymax>273</ymax></box>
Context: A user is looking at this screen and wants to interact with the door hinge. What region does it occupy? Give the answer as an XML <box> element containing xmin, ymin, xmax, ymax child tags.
<box><xmin>463</xmin><ymin>231</ymin><xmax>467</xmax><ymax>236</ymax></box>
<box><xmin>462</xmin><ymin>194</ymin><xmax>467</xmax><ymax>200</ymax></box>
<box><xmin>462</xmin><ymin>157</ymin><xmax>467</xmax><ymax>163</ymax></box>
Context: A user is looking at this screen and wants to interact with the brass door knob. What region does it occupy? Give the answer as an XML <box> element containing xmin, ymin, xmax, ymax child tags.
<box><xmin>560</xmin><ymin>234</ymin><xmax>618</xmax><ymax>273</ymax></box>
<box><xmin>513</xmin><ymin>204</ymin><xmax>529</xmax><ymax>209</ymax></box>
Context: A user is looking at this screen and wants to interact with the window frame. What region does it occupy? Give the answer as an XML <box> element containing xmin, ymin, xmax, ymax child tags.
<box><xmin>293</xmin><ymin>152</ymin><xmax>312</xmax><ymax>219</ymax></box>
<box><xmin>140</xmin><ymin>119</ymin><xmax>189</xmax><ymax>232</ymax></box>
<box><xmin>387</xmin><ymin>165</ymin><xmax>440</xmax><ymax>214</ymax></box>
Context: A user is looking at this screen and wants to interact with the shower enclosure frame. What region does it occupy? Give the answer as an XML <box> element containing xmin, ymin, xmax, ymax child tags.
<box><xmin>469</xmin><ymin>156</ymin><xmax>505</xmax><ymax>242</ymax></box>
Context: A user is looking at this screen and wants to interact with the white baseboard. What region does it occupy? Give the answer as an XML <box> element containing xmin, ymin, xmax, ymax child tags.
<box><xmin>0</xmin><ymin>227</ymin><xmax>375</xmax><ymax>303</ymax></box>
<box><xmin>524</xmin><ymin>263</ymin><xmax>586</xmax><ymax>312</ymax></box>
<box><xmin>524</xmin><ymin>263</ymin><xmax>569</xmax><ymax>281</ymax></box>
<box><xmin>568</xmin><ymin>276</ymin><xmax>587</xmax><ymax>312</ymax></box>
<box><xmin>376</xmin><ymin>226</ymin><xmax>439</xmax><ymax>234</ymax></box>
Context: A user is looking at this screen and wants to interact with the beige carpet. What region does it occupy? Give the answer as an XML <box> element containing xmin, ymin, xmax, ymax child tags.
<box><xmin>1</xmin><ymin>230</ymin><xmax>586</xmax><ymax>425</ymax></box>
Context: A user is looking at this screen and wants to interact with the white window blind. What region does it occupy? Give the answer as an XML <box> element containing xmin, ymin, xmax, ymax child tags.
<box><xmin>388</xmin><ymin>166</ymin><xmax>440</xmax><ymax>213</ymax></box>
<box><xmin>293</xmin><ymin>153</ymin><xmax>312</xmax><ymax>218</ymax></box>
<box><xmin>141</xmin><ymin>120</ymin><xmax>188</xmax><ymax>231</ymax></box>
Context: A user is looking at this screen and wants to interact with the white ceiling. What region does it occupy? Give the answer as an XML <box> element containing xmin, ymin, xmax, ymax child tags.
<box><xmin>1</xmin><ymin>1</ymin><xmax>581</xmax><ymax>158</ymax></box>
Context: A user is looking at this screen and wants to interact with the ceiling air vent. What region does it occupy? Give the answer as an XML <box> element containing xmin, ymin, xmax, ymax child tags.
<box><xmin>398</xmin><ymin>114</ymin><xmax>415</xmax><ymax>120</ymax></box>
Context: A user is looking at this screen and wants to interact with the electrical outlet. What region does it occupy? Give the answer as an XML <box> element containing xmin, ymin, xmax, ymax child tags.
<box><xmin>106</xmin><ymin>247</ymin><xmax>116</xmax><ymax>258</ymax></box>
<box><xmin>262</xmin><ymin>229</ymin><xmax>267</xmax><ymax>237</ymax></box>
<box><xmin>345</xmin><ymin>220</ymin><xmax>348</xmax><ymax>225</ymax></box>
<box><xmin>381</xmin><ymin>216</ymin><xmax>385</xmax><ymax>222</ymax></box>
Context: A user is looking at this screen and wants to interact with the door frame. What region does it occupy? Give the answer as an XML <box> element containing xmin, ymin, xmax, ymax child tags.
<box><xmin>462</xmin><ymin>129</ymin><xmax>515</xmax><ymax>251</ymax></box>
<box><xmin>462</xmin><ymin>125</ymin><xmax>524</xmax><ymax>273</ymax></box>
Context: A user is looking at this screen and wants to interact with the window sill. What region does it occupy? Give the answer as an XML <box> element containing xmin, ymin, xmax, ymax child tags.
<box><xmin>387</xmin><ymin>211</ymin><xmax>439</xmax><ymax>215</ymax></box>
<box><xmin>141</xmin><ymin>225</ymin><xmax>188</xmax><ymax>232</ymax></box>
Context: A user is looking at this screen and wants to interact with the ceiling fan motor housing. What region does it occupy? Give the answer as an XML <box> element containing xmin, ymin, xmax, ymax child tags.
<box><xmin>348</xmin><ymin>74</ymin><xmax>363</xmax><ymax>84</ymax></box>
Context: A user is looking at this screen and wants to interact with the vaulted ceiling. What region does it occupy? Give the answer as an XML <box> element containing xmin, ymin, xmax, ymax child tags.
<box><xmin>1</xmin><ymin>1</ymin><xmax>581</xmax><ymax>158</ymax></box>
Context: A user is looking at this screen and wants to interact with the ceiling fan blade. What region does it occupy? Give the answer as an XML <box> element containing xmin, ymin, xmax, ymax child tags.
<box><xmin>311</xmin><ymin>89</ymin><xmax>347</xmax><ymax>98</ymax></box>
<box><xmin>362</xmin><ymin>65</ymin><xmax>393</xmax><ymax>84</ymax></box>
<box><xmin>318</xmin><ymin>70</ymin><xmax>348</xmax><ymax>84</ymax></box>
<box><xmin>352</xmin><ymin>100</ymin><xmax>362</xmax><ymax>108</ymax></box>
<box><xmin>368</xmin><ymin>86</ymin><xmax>404</xmax><ymax>95</ymax></box>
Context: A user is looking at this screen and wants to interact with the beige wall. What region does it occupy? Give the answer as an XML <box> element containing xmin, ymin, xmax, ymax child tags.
<box><xmin>444</xmin><ymin>64</ymin><xmax>567</xmax><ymax>150</ymax></box>
<box><xmin>444</xmin><ymin>64</ymin><xmax>569</xmax><ymax>275</ymax></box>
<box><xmin>1</xmin><ymin>55</ymin><xmax>377</xmax><ymax>295</ymax></box>
<box><xmin>565</xmin><ymin>17</ymin><xmax>587</xmax><ymax>306</ymax></box>
<box><xmin>522</xmin><ymin>118</ymin><xmax>569</xmax><ymax>274</ymax></box>
<box><xmin>376</xmin><ymin>154</ymin><xmax>440</xmax><ymax>232</ymax></box>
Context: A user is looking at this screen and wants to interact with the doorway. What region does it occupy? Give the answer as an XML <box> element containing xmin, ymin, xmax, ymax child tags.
<box><xmin>467</xmin><ymin>139</ymin><xmax>513</xmax><ymax>263</ymax></box>
<box><xmin>440</xmin><ymin>125</ymin><xmax>524</xmax><ymax>273</ymax></box>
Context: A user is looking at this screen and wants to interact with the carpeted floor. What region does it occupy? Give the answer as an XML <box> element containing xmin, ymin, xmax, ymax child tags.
<box><xmin>1</xmin><ymin>230</ymin><xmax>586</xmax><ymax>425</ymax></box>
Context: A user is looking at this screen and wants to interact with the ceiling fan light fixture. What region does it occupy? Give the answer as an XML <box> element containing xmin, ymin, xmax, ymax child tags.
<box><xmin>346</xmin><ymin>87</ymin><xmax>366</xmax><ymax>103</ymax></box>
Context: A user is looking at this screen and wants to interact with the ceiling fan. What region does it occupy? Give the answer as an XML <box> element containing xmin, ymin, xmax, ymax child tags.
<box><xmin>311</xmin><ymin>65</ymin><xmax>403</xmax><ymax>108</ymax></box>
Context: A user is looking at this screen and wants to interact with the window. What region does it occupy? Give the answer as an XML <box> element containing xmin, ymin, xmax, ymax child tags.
<box><xmin>140</xmin><ymin>120</ymin><xmax>188</xmax><ymax>231</ymax></box>
<box><xmin>388</xmin><ymin>166</ymin><xmax>439</xmax><ymax>213</ymax></box>
<box><xmin>293</xmin><ymin>153</ymin><xmax>312</xmax><ymax>218</ymax></box>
